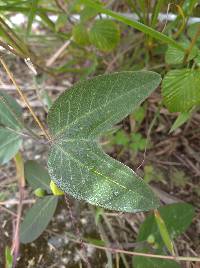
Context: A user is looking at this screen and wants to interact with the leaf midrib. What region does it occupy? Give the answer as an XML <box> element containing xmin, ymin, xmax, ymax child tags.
<box><xmin>54</xmin><ymin>142</ymin><xmax>144</xmax><ymax>198</ymax></box>
<box><xmin>50</xmin><ymin>77</ymin><xmax>158</xmax><ymax>139</ymax></box>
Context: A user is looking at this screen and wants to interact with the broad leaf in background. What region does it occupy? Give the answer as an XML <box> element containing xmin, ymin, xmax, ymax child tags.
<box><xmin>162</xmin><ymin>69</ymin><xmax>200</xmax><ymax>112</ymax></box>
<box><xmin>169</xmin><ymin>112</ymin><xmax>191</xmax><ymax>133</ymax></box>
<box><xmin>89</xmin><ymin>19</ymin><xmax>120</xmax><ymax>51</ymax></box>
<box><xmin>133</xmin><ymin>257</ymin><xmax>181</xmax><ymax>268</ymax></box>
<box><xmin>137</xmin><ymin>203</ymin><xmax>194</xmax><ymax>244</ymax></box>
<box><xmin>165</xmin><ymin>42</ymin><xmax>198</xmax><ymax>65</ymax></box>
<box><xmin>24</xmin><ymin>160</ymin><xmax>51</xmax><ymax>192</ymax></box>
<box><xmin>0</xmin><ymin>91</ymin><xmax>23</xmax><ymax>164</ymax></box>
<box><xmin>80</xmin><ymin>5</ymin><xmax>99</xmax><ymax>22</ymax></box>
<box><xmin>72</xmin><ymin>23</ymin><xmax>90</xmax><ymax>46</ymax></box>
<box><xmin>47</xmin><ymin>71</ymin><xmax>161</xmax><ymax>212</ymax></box>
<box><xmin>188</xmin><ymin>23</ymin><xmax>200</xmax><ymax>45</ymax></box>
<box><xmin>133</xmin><ymin>203</ymin><xmax>194</xmax><ymax>268</ymax></box>
<box><xmin>0</xmin><ymin>128</ymin><xmax>22</xmax><ymax>165</ymax></box>
<box><xmin>0</xmin><ymin>91</ymin><xmax>22</xmax><ymax>129</ymax></box>
<box><xmin>194</xmin><ymin>53</ymin><xmax>200</xmax><ymax>66</ymax></box>
<box><xmin>20</xmin><ymin>196</ymin><xmax>58</xmax><ymax>243</ymax></box>
<box><xmin>82</xmin><ymin>0</ymin><xmax>184</xmax><ymax>51</ymax></box>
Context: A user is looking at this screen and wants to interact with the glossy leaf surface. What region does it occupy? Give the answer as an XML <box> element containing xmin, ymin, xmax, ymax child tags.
<box><xmin>47</xmin><ymin>71</ymin><xmax>161</xmax><ymax>212</ymax></box>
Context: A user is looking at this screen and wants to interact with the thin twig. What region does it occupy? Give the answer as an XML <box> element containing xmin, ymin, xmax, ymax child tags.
<box><xmin>74</xmin><ymin>239</ymin><xmax>200</xmax><ymax>263</ymax></box>
<box><xmin>12</xmin><ymin>152</ymin><xmax>25</xmax><ymax>268</ymax></box>
<box><xmin>0</xmin><ymin>84</ymin><xmax>68</xmax><ymax>91</ymax></box>
<box><xmin>46</xmin><ymin>229</ymin><xmax>200</xmax><ymax>263</ymax></box>
<box><xmin>183</xmin><ymin>24</ymin><xmax>200</xmax><ymax>63</ymax></box>
<box><xmin>46</xmin><ymin>38</ymin><xmax>72</xmax><ymax>67</ymax></box>
<box><xmin>0</xmin><ymin>56</ymin><xmax>51</xmax><ymax>141</ymax></box>
<box><xmin>0</xmin><ymin>206</ymin><xmax>17</xmax><ymax>217</ymax></box>
<box><xmin>0</xmin><ymin>199</ymin><xmax>35</xmax><ymax>206</ymax></box>
<box><xmin>0</xmin><ymin>40</ymin><xmax>23</xmax><ymax>58</ymax></box>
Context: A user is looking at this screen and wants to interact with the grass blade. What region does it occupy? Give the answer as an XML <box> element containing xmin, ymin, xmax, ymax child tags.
<box><xmin>26</xmin><ymin>0</ymin><xmax>39</xmax><ymax>36</ymax></box>
<box><xmin>154</xmin><ymin>209</ymin><xmax>175</xmax><ymax>255</ymax></box>
<box><xmin>82</xmin><ymin>0</ymin><xmax>184</xmax><ymax>51</ymax></box>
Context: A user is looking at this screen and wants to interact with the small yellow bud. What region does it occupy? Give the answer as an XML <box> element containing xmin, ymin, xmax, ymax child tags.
<box><xmin>34</xmin><ymin>188</ymin><xmax>46</xmax><ymax>197</ymax></box>
<box><xmin>50</xmin><ymin>181</ymin><xmax>64</xmax><ymax>196</ymax></box>
<box><xmin>147</xmin><ymin>234</ymin><xmax>155</xmax><ymax>244</ymax></box>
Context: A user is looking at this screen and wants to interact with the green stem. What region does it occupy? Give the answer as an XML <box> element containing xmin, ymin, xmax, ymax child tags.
<box><xmin>86</xmin><ymin>243</ymin><xmax>200</xmax><ymax>262</ymax></box>
<box><xmin>151</xmin><ymin>0</ymin><xmax>164</xmax><ymax>28</ymax></box>
<box><xmin>183</xmin><ymin>25</ymin><xmax>200</xmax><ymax>63</ymax></box>
<box><xmin>125</xmin><ymin>0</ymin><xmax>143</xmax><ymax>21</ymax></box>
<box><xmin>63</xmin><ymin>233</ymin><xmax>200</xmax><ymax>263</ymax></box>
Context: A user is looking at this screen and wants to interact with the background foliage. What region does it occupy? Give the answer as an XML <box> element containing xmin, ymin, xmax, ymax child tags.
<box><xmin>0</xmin><ymin>0</ymin><xmax>200</xmax><ymax>267</ymax></box>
